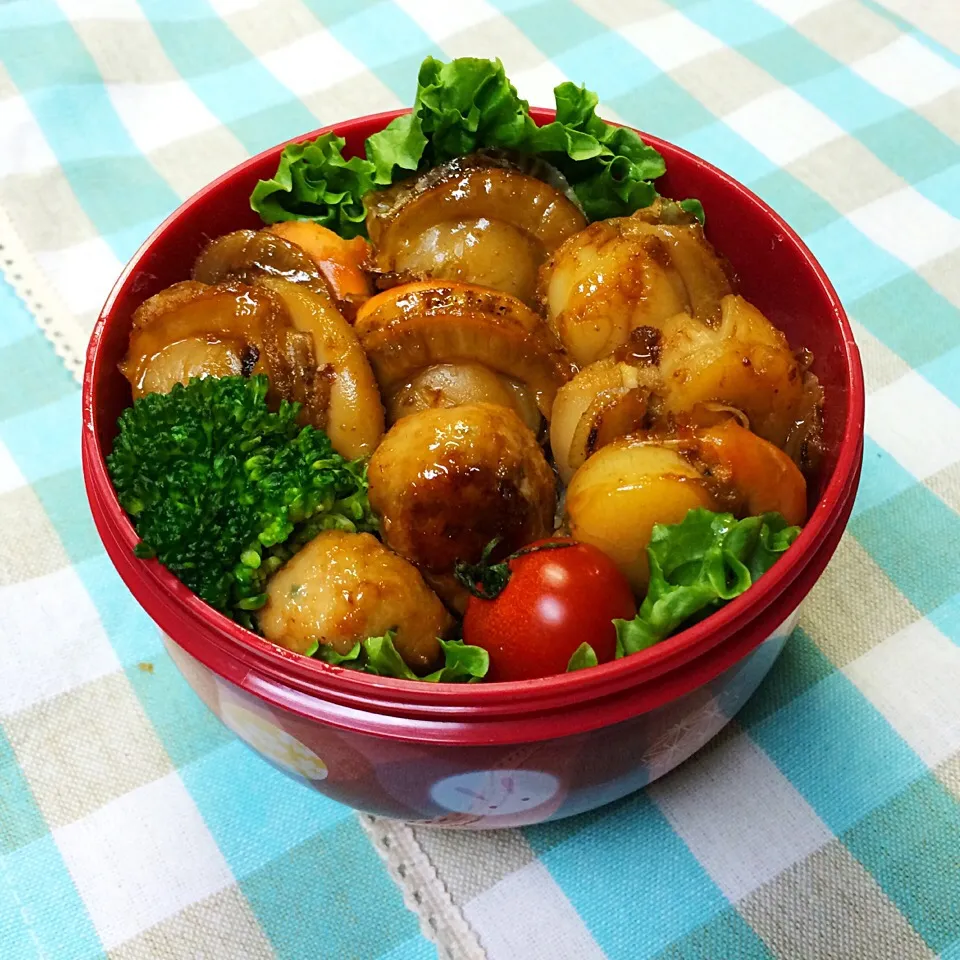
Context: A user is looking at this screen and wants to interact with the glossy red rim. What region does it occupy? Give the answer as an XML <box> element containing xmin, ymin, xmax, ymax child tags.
<box><xmin>82</xmin><ymin>108</ymin><xmax>865</xmax><ymax>717</ymax></box>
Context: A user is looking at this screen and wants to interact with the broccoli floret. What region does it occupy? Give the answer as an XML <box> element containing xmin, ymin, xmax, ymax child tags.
<box><xmin>107</xmin><ymin>375</ymin><xmax>376</xmax><ymax>626</ymax></box>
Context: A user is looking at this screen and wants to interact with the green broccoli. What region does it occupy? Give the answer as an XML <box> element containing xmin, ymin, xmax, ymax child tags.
<box><xmin>107</xmin><ymin>375</ymin><xmax>376</xmax><ymax>627</ymax></box>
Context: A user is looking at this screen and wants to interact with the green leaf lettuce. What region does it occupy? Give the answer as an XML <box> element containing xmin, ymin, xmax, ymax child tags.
<box><xmin>525</xmin><ymin>82</ymin><xmax>665</xmax><ymax>220</ymax></box>
<box><xmin>251</xmin><ymin>56</ymin><xmax>691</xmax><ymax>235</ymax></box>
<box><xmin>366</xmin><ymin>56</ymin><xmax>534</xmax><ymax>183</ymax></box>
<box><xmin>314</xmin><ymin>632</ymin><xmax>489</xmax><ymax>683</ymax></box>
<box><xmin>615</xmin><ymin>509</ymin><xmax>801</xmax><ymax>658</ymax></box>
<box><xmin>566</xmin><ymin>642</ymin><xmax>599</xmax><ymax>672</ymax></box>
<box><xmin>249</xmin><ymin>132</ymin><xmax>376</xmax><ymax>238</ymax></box>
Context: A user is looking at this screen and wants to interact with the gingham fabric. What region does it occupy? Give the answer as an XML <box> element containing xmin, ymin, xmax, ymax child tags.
<box><xmin>1</xmin><ymin>1</ymin><xmax>958</xmax><ymax>958</ymax></box>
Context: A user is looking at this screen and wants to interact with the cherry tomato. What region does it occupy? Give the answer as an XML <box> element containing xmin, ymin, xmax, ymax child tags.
<box><xmin>460</xmin><ymin>538</ymin><xmax>637</xmax><ymax>682</ymax></box>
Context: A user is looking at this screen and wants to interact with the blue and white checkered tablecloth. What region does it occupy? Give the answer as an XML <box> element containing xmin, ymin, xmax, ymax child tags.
<box><xmin>1</xmin><ymin>1</ymin><xmax>958</xmax><ymax>958</ymax></box>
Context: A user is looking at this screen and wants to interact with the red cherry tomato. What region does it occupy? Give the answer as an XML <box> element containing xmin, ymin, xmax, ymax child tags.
<box><xmin>460</xmin><ymin>538</ymin><xmax>637</xmax><ymax>682</ymax></box>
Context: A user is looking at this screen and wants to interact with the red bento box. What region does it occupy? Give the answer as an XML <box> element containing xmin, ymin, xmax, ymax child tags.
<box><xmin>82</xmin><ymin>108</ymin><xmax>864</xmax><ymax>829</ymax></box>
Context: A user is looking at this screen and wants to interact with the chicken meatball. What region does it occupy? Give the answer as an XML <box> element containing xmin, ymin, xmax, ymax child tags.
<box><xmin>259</xmin><ymin>530</ymin><xmax>450</xmax><ymax>672</ymax></box>
<box><xmin>367</xmin><ymin>402</ymin><xmax>556</xmax><ymax>609</ymax></box>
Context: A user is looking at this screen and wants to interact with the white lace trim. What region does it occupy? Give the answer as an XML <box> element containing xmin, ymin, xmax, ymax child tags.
<box><xmin>0</xmin><ymin>204</ymin><xmax>87</xmax><ymax>384</ymax></box>
<box><xmin>360</xmin><ymin>815</ymin><xmax>487</xmax><ymax>959</ymax></box>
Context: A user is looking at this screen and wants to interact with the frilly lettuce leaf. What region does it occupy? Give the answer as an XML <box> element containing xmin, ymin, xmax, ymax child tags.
<box><xmin>313</xmin><ymin>631</ymin><xmax>489</xmax><ymax>683</ymax></box>
<box><xmin>566</xmin><ymin>642</ymin><xmax>599</xmax><ymax>672</ymax></box>
<box><xmin>615</xmin><ymin>509</ymin><xmax>801</xmax><ymax>658</ymax></box>
<box><xmin>367</xmin><ymin>56</ymin><xmax>534</xmax><ymax>183</ymax></box>
<box><xmin>367</xmin><ymin>60</ymin><xmax>670</xmax><ymax>221</ymax></box>
<box><xmin>251</xmin><ymin>56</ymin><xmax>695</xmax><ymax>235</ymax></box>
<box><xmin>526</xmin><ymin>82</ymin><xmax>665</xmax><ymax>220</ymax></box>
<box><xmin>428</xmin><ymin>638</ymin><xmax>491</xmax><ymax>683</ymax></box>
<box><xmin>249</xmin><ymin>132</ymin><xmax>375</xmax><ymax>239</ymax></box>
<box><xmin>679</xmin><ymin>198</ymin><xmax>706</xmax><ymax>224</ymax></box>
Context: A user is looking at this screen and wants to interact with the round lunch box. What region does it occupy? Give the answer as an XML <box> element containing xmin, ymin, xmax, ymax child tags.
<box><xmin>82</xmin><ymin>109</ymin><xmax>864</xmax><ymax>829</ymax></box>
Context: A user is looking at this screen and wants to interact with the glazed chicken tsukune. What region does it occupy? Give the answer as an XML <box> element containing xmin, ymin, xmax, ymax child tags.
<box><xmin>108</xmin><ymin>57</ymin><xmax>822</xmax><ymax>683</ymax></box>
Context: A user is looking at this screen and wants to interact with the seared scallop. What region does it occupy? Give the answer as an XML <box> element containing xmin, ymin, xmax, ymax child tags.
<box><xmin>539</xmin><ymin>207</ymin><xmax>734</xmax><ymax>365</ymax></box>
<box><xmin>366</xmin><ymin>154</ymin><xmax>586</xmax><ymax>305</ymax></box>
<box><xmin>132</xmin><ymin>338</ymin><xmax>249</xmax><ymax>400</ymax></box>
<box><xmin>387</xmin><ymin>362</ymin><xmax>541</xmax><ymax>433</ymax></box>
<box><xmin>355</xmin><ymin>281</ymin><xmax>573</xmax><ymax>420</ymax></box>
<box><xmin>367</xmin><ymin>402</ymin><xmax>556</xmax><ymax>610</ymax></box>
<box><xmin>550</xmin><ymin>343</ymin><xmax>662</xmax><ymax>485</ymax></box>
<box><xmin>193</xmin><ymin>229</ymin><xmax>330</xmax><ymax>296</ymax></box>
<box><xmin>259</xmin><ymin>530</ymin><xmax>451</xmax><ymax>672</ymax></box>
<box><xmin>257</xmin><ymin>277</ymin><xmax>384</xmax><ymax>458</ymax></box>
<box><xmin>120</xmin><ymin>280</ymin><xmax>282</xmax><ymax>400</ymax></box>
<box><xmin>658</xmin><ymin>294</ymin><xmax>809</xmax><ymax>450</ymax></box>
<box><xmin>563</xmin><ymin>417</ymin><xmax>808</xmax><ymax>593</ymax></box>
<box><xmin>564</xmin><ymin>438</ymin><xmax>715</xmax><ymax>592</ymax></box>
